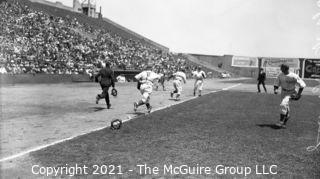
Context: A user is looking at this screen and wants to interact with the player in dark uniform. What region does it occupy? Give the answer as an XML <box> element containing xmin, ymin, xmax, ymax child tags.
<box><xmin>156</xmin><ymin>69</ymin><xmax>166</xmax><ymax>91</ymax></box>
<box><xmin>257</xmin><ymin>68</ymin><xmax>267</xmax><ymax>93</ymax></box>
<box><xmin>95</xmin><ymin>61</ymin><xmax>115</xmax><ymax>109</ymax></box>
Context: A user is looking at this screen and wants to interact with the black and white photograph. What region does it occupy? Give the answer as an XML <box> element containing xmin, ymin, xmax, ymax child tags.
<box><xmin>0</xmin><ymin>0</ymin><xmax>319</xmax><ymax>178</ymax></box>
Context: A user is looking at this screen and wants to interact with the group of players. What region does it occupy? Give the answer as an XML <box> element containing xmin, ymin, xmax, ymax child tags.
<box><xmin>95</xmin><ymin>62</ymin><xmax>307</xmax><ymax>129</ymax></box>
<box><xmin>95</xmin><ymin>62</ymin><xmax>206</xmax><ymax>113</ymax></box>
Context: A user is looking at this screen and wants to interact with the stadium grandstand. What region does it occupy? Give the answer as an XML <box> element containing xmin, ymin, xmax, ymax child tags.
<box><xmin>0</xmin><ymin>0</ymin><xmax>204</xmax><ymax>79</ymax></box>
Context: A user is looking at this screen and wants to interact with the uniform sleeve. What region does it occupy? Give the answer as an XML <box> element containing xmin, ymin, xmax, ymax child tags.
<box><xmin>202</xmin><ymin>71</ymin><xmax>206</xmax><ymax>78</ymax></box>
<box><xmin>183</xmin><ymin>73</ymin><xmax>187</xmax><ymax>83</ymax></box>
<box><xmin>295</xmin><ymin>75</ymin><xmax>306</xmax><ymax>88</ymax></box>
<box><xmin>135</xmin><ymin>72</ymin><xmax>142</xmax><ymax>80</ymax></box>
<box><xmin>274</xmin><ymin>75</ymin><xmax>280</xmax><ymax>87</ymax></box>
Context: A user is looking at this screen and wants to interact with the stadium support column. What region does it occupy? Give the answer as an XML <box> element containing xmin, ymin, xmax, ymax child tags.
<box><xmin>88</xmin><ymin>0</ymin><xmax>91</xmax><ymax>17</ymax></box>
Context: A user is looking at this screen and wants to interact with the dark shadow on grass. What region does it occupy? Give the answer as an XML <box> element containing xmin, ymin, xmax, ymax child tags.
<box><xmin>168</xmin><ymin>98</ymin><xmax>181</xmax><ymax>101</ymax></box>
<box><xmin>256</xmin><ymin>124</ymin><xmax>283</xmax><ymax>130</ymax></box>
<box><xmin>126</xmin><ymin>112</ymin><xmax>145</xmax><ymax>116</ymax></box>
<box><xmin>89</xmin><ymin>107</ymin><xmax>106</xmax><ymax>112</ymax></box>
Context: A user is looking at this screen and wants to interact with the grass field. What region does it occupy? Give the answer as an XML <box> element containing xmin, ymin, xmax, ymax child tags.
<box><xmin>1</xmin><ymin>79</ymin><xmax>319</xmax><ymax>179</ymax></box>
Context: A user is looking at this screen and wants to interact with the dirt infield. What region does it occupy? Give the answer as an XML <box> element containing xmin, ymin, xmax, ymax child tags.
<box><xmin>0</xmin><ymin>79</ymin><xmax>241</xmax><ymax>160</ymax></box>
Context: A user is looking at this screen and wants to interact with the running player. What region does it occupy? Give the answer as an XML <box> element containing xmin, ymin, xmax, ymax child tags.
<box><xmin>193</xmin><ymin>66</ymin><xmax>206</xmax><ymax>96</ymax></box>
<box><xmin>134</xmin><ymin>65</ymin><xmax>161</xmax><ymax>113</ymax></box>
<box><xmin>170</xmin><ymin>68</ymin><xmax>187</xmax><ymax>101</ymax></box>
<box><xmin>274</xmin><ymin>64</ymin><xmax>306</xmax><ymax>128</ymax></box>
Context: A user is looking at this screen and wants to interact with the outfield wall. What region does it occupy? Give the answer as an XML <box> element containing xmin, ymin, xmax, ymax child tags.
<box><xmin>0</xmin><ymin>70</ymin><xmax>141</xmax><ymax>84</ymax></box>
<box><xmin>190</xmin><ymin>54</ymin><xmax>259</xmax><ymax>77</ymax></box>
<box><xmin>189</xmin><ymin>54</ymin><xmax>320</xmax><ymax>79</ymax></box>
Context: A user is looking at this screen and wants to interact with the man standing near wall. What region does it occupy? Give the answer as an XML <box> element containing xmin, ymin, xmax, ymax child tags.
<box><xmin>257</xmin><ymin>68</ymin><xmax>267</xmax><ymax>93</ymax></box>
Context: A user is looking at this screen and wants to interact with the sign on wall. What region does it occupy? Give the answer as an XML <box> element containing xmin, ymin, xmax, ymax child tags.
<box><xmin>231</xmin><ymin>56</ymin><xmax>258</xmax><ymax>68</ymax></box>
<box><xmin>261</xmin><ymin>58</ymin><xmax>300</xmax><ymax>77</ymax></box>
<box><xmin>303</xmin><ymin>59</ymin><xmax>320</xmax><ymax>79</ymax></box>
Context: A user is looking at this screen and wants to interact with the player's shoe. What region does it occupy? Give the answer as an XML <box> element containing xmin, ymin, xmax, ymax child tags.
<box><xmin>95</xmin><ymin>95</ymin><xmax>99</xmax><ymax>104</ymax></box>
<box><xmin>107</xmin><ymin>104</ymin><xmax>111</xmax><ymax>109</ymax></box>
<box><xmin>170</xmin><ymin>92</ymin><xmax>174</xmax><ymax>98</ymax></box>
<box><xmin>147</xmin><ymin>105</ymin><xmax>152</xmax><ymax>113</ymax></box>
<box><xmin>133</xmin><ymin>102</ymin><xmax>138</xmax><ymax>112</ymax></box>
<box><xmin>193</xmin><ymin>91</ymin><xmax>196</xmax><ymax>96</ymax></box>
<box><xmin>275</xmin><ymin>121</ymin><xmax>286</xmax><ymax>128</ymax></box>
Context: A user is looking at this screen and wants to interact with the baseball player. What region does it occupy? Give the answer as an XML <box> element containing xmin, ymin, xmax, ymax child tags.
<box><xmin>193</xmin><ymin>66</ymin><xmax>206</xmax><ymax>96</ymax></box>
<box><xmin>134</xmin><ymin>65</ymin><xmax>161</xmax><ymax>113</ymax></box>
<box><xmin>257</xmin><ymin>68</ymin><xmax>267</xmax><ymax>93</ymax></box>
<box><xmin>274</xmin><ymin>64</ymin><xmax>306</xmax><ymax>128</ymax></box>
<box><xmin>95</xmin><ymin>61</ymin><xmax>115</xmax><ymax>109</ymax></box>
<box><xmin>170</xmin><ymin>69</ymin><xmax>187</xmax><ymax>101</ymax></box>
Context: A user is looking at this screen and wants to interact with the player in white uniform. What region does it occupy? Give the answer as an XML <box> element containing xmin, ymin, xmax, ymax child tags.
<box><xmin>193</xmin><ymin>66</ymin><xmax>206</xmax><ymax>97</ymax></box>
<box><xmin>274</xmin><ymin>64</ymin><xmax>306</xmax><ymax>128</ymax></box>
<box><xmin>134</xmin><ymin>65</ymin><xmax>161</xmax><ymax>113</ymax></box>
<box><xmin>170</xmin><ymin>69</ymin><xmax>187</xmax><ymax>101</ymax></box>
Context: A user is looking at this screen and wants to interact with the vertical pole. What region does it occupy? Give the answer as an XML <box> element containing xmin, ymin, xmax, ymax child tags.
<box><xmin>88</xmin><ymin>0</ymin><xmax>91</xmax><ymax>17</ymax></box>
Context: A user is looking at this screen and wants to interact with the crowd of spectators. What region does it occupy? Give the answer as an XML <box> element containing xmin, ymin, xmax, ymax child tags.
<box><xmin>0</xmin><ymin>0</ymin><xmax>198</xmax><ymax>77</ymax></box>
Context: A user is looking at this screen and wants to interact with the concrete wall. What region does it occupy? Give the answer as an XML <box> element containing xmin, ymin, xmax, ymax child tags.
<box><xmin>0</xmin><ymin>74</ymin><xmax>91</xmax><ymax>84</ymax></box>
<box><xmin>1</xmin><ymin>71</ymin><xmax>141</xmax><ymax>84</ymax></box>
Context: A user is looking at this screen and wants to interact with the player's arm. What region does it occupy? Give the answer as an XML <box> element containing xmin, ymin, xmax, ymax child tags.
<box><xmin>94</xmin><ymin>69</ymin><xmax>102</xmax><ymax>82</ymax></box>
<box><xmin>202</xmin><ymin>71</ymin><xmax>206</xmax><ymax>79</ymax></box>
<box><xmin>111</xmin><ymin>70</ymin><xmax>115</xmax><ymax>88</ymax></box>
<box><xmin>296</xmin><ymin>75</ymin><xmax>306</xmax><ymax>96</ymax></box>
<box><xmin>183</xmin><ymin>74</ymin><xmax>187</xmax><ymax>84</ymax></box>
<box><xmin>135</xmin><ymin>72</ymin><xmax>142</xmax><ymax>81</ymax></box>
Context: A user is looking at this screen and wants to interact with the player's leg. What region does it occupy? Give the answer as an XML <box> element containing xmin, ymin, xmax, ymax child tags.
<box><xmin>96</xmin><ymin>84</ymin><xmax>104</xmax><ymax>104</ymax></box>
<box><xmin>134</xmin><ymin>88</ymin><xmax>145</xmax><ymax>111</ymax></box>
<box><xmin>145</xmin><ymin>95</ymin><xmax>152</xmax><ymax>113</ymax></box>
<box><xmin>277</xmin><ymin>95</ymin><xmax>291</xmax><ymax>128</ymax></box>
<box><xmin>257</xmin><ymin>81</ymin><xmax>261</xmax><ymax>93</ymax></box>
<box><xmin>262</xmin><ymin>81</ymin><xmax>267</xmax><ymax>93</ymax></box>
<box><xmin>171</xmin><ymin>80</ymin><xmax>178</xmax><ymax>98</ymax></box>
<box><xmin>283</xmin><ymin>92</ymin><xmax>294</xmax><ymax>125</ymax></box>
<box><xmin>161</xmin><ymin>81</ymin><xmax>166</xmax><ymax>91</ymax></box>
<box><xmin>193</xmin><ymin>80</ymin><xmax>197</xmax><ymax>96</ymax></box>
<box><xmin>176</xmin><ymin>81</ymin><xmax>182</xmax><ymax>101</ymax></box>
<box><xmin>198</xmin><ymin>81</ymin><xmax>203</xmax><ymax>97</ymax></box>
<box><xmin>283</xmin><ymin>110</ymin><xmax>290</xmax><ymax>125</ymax></box>
<box><xmin>155</xmin><ymin>81</ymin><xmax>159</xmax><ymax>91</ymax></box>
<box><xmin>103</xmin><ymin>87</ymin><xmax>111</xmax><ymax>109</ymax></box>
<box><xmin>96</xmin><ymin>94</ymin><xmax>100</xmax><ymax>104</ymax></box>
